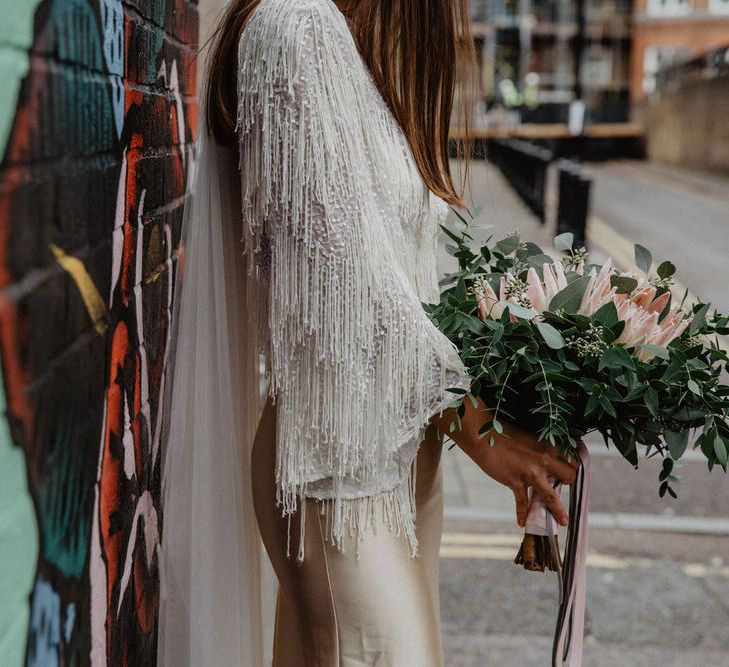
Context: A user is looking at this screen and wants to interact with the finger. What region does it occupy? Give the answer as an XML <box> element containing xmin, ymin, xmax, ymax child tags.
<box><xmin>559</xmin><ymin>452</ymin><xmax>581</xmax><ymax>470</ymax></box>
<box><xmin>512</xmin><ymin>484</ymin><xmax>529</xmax><ymax>528</ymax></box>
<box><xmin>545</xmin><ymin>454</ymin><xmax>578</xmax><ymax>485</ymax></box>
<box><xmin>531</xmin><ymin>476</ymin><xmax>569</xmax><ymax>526</ymax></box>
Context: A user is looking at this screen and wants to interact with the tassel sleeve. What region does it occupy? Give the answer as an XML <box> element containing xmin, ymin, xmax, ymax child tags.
<box><xmin>237</xmin><ymin>0</ymin><xmax>469</xmax><ymax>555</ymax></box>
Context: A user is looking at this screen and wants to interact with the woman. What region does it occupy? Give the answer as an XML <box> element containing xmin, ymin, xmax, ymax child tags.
<box><xmin>159</xmin><ymin>0</ymin><xmax>579</xmax><ymax>665</ymax></box>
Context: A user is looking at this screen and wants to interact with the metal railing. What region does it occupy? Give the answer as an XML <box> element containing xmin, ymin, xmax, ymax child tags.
<box><xmin>555</xmin><ymin>159</ymin><xmax>591</xmax><ymax>249</ymax></box>
<box><xmin>487</xmin><ymin>139</ymin><xmax>554</xmax><ymax>223</ymax></box>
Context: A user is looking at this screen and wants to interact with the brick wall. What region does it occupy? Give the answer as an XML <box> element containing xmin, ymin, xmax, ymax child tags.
<box><xmin>631</xmin><ymin>0</ymin><xmax>729</xmax><ymax>100</ymax></box>
<box><xmin>0</xmin><ymin>1</ymin><xmax>198</xmax><ymax>664</ymax></box>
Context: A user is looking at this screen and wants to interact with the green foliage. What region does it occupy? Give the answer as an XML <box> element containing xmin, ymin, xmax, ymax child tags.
<box><xmin>549</xmin><ymin>276</ymin><xmax>592</xmax><ymax>313</ymax></box>
<box><xmin>634</xmin><ymin>244</ymin><xmax>652</xmax><ymax>273</ymax></box>
<box><xmin>426</xmin><ymin>214</ymin><xmax>729</xmax><ymax>498</ymax></box>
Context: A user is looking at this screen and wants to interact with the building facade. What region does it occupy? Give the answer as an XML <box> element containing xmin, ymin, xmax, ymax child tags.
<box><xmin>631</xmin><ymin>0</ymin><xmax>729</xmax><ymax>100</ymax></box>
<box><xmin>470</xmin><ymin>0</ymin><xmax>633</xmax><ymax>124</ymax></box>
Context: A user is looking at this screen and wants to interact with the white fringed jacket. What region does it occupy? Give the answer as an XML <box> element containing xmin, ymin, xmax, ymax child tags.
<box><xmin>237</xmin><ymin>0</ymin><xmax>470</xmax><ymax>557</ymax></box>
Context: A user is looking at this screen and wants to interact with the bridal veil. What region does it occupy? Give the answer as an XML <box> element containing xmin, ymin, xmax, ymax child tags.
<box><xmin>157</xmin><ymin>116</ymin><xmax>266</xmax><ymax>665</ymax></box>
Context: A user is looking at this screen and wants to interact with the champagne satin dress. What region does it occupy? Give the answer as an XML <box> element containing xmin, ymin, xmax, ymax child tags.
<box><xmin>252</xmin><ymin>397</ymin><xmax>446</xmax><ymax>666</ymax></box>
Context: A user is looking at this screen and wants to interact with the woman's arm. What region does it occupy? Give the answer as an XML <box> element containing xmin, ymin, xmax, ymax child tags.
<box><xmin>432</xmin><ymin>397</ymin><xmax>578</xmax><ymax>527</ymax></box>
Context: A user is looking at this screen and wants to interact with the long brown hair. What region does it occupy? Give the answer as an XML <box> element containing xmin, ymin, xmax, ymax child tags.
<box><xmin>205</xmin><ymin>0</ymin><xmax>475</xmax><ymax>206</ymax></box>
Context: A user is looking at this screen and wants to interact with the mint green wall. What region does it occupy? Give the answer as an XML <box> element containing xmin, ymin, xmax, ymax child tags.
<box><xmin>0</xmin><ymin>368</ymin><xmax>38</xmax><ymax>666</ymax></box>
<box><xmin>0</xmin><ymin>1</ymin><xmax>42</xmax><ymax>150</ymax></box>
<box><xmin>0</xmin><ymin>3</ymin><xmax>42</xmax><ymax>664</ymax></box>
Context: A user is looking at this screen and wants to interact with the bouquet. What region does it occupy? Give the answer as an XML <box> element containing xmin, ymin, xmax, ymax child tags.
<box><xmin>426</xmin><ymin>210</ymin><xmax>729</xmax><ymax>665</ymax></box>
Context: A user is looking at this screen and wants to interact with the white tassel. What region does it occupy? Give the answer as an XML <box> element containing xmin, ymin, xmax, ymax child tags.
<box><xmin>236</xmin><ymin>0</ymin><xmax>468</xmax><ymax>558</ymax></box>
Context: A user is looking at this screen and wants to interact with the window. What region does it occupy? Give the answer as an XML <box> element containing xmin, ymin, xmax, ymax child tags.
<box><xmin>709</xmin><ymin>0</ymin><xmax>729</xmax><ymax>15</ymax></box>
<box><xmin>642</xmin><ymin>45</ymin><xmax>691</xmax><ymax>94</ymax></box>
<box><xmin>646</xmin><ymin>0</ymin><xmax>692</xmax><ymax>16</ymax></box>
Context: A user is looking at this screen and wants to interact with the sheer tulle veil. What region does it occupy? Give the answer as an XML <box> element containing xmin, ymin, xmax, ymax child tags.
<box><xmin>157</xmin><ymin>99</ymin><xmax>267</xmax><ymax>665</ymax></box>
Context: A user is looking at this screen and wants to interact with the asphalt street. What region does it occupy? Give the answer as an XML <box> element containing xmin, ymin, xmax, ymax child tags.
<box><xmin>438</xmin><ymin>159</ymin><xmax>729</xmax><ymax>667</ymax></box>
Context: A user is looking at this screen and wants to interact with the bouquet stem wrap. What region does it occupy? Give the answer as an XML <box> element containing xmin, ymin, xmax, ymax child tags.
<box><xmin>514</xmin><ymin>442</ymin><xmax>591</xmax><ymax>667</ymax></box>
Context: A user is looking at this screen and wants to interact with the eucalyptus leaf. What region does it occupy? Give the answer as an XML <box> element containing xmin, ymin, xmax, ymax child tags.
<box><xmin>664</xmin><ymin>429</ymin><xmax>689</xmax><ymax>459</ymax></box>
<box><xmin>614</xmin><ymin>435</ymin><xmax>639</xmax><ymax>467</ymax></box>
<box><xmin>593</xmin><ymin>302</ymin><xmax>619</xmax><ymax>327</ymax></box>
<box><xmin>656</xmin><ymin>261</ymin><xmax>676</xmax><ymax>279</ymax></box>
<box><xmin>610</xmin><ymin>275</ymin><xmax>639</xmax><ymax>295</ymax></box>
<box><xmin>536</xmin><ymin>321</ymin><xmax>566</xmax><ymax>349</ymax></box>
<box><xmin>640</xmin><ymin>344</ymin><xmax>670</xmax><ymax>360</ymax></box>
<box><xmin>554</xmin><ymin>232</ymin><xmax>574</xmax><ymax>252</ymax></box>
<box><xmin>599</xmin><ymin>346</ymin><xmax>635</xmax><ymax>372</ymax></box>
<box><xmin>634</xmin><ymin>244</ymin><xmax>652</xmax><ymax>273</ymax></box>
<box><xmin>522</xmin><ymin>242</ymin><xmax>545</xmax><ymax>257</ymax></box>
<box><xmin>527</xmin><ymin>254</ymin><xmax>556</xmax><ymax>269</ymax></box>
<box><xmin>439</xmin><ymin>224</ymin><xmax>463</xmax><ymax>244</ymax></box>
<box><xmin>687</xmin><ymin>379</ymin><xmax>702</xmax><ymax>396</ymax></box>
<box><xmin>689</xmin><ymin>303</ymin><xmax>709</xmax><ymax>335</ymax></box>
<box><xmin>500</xmin><ymin>301</ymin><xmax>537</xmax><ymax>320</ymax></box>
<box><xmin>548</xmin><ymin>275</ymin><xmax>592</xmax><ymax>313</ymax></box>
<box><xmin>495</xmin><ymin>235</ymin><xmax>521</xmax><ymax>255</ymax></box>
<box><xmin>714</xmin><ymin>436</ymin><xmax>728</xmax><ymax>466</ymax></box>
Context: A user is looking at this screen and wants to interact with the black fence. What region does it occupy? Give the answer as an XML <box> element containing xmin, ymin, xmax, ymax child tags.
<box><xmin>555</xmin><ymin>160</ymin><xmax>592</xmax><ymax>249</ymax></box>
<box><xmin>487</xmin><ymin>139</ymin><xmax>554</xmax><ymax>223</ymax></box>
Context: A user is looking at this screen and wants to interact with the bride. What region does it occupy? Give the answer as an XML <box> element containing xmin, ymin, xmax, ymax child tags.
<box><xmin>158</xmin><ymin>0</ymin><xmax>579</xmax><ymax>665</ymax></box>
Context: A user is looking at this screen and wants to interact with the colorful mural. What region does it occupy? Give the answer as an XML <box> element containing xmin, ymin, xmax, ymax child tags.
<box><xmin>0</xmin><ymin>1</ymin><xmax>198</xmax><ymax>664</ymax></box>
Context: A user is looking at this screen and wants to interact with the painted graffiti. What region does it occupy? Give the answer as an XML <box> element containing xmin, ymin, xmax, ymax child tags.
<box><xmin>0</xmin><ymin>0</ymin><xmax>198</xmax><ymax>664</ymax></box>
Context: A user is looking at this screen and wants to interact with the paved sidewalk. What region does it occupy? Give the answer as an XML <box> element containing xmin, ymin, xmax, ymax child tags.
<box><xmin>438</xmin><ymin>160</ymin><xmax>729</xmax><ymax>666</ymax></box>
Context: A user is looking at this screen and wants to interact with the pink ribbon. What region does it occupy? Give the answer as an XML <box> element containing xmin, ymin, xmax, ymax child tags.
<box><xmin>524</xmin><ymin>441</ymin><xmax>591</xmax><ymax>666</ymax></box>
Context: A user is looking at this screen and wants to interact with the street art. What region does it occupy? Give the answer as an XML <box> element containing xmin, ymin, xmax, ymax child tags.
<box><xmin>0</xmin><ymin>0</ymin><xmax>198</xmax><ymax>664</ymax></box>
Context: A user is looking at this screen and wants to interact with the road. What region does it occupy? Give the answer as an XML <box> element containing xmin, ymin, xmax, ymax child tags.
<box><xmin>586</xmin><ymin>161</ymin><xmax>729</xmax><ymax>313</ymax></box>
<box><xmin>438</xmin><ymin>160</ymin><xmax>729</xmax><ymax>666</ymax></box>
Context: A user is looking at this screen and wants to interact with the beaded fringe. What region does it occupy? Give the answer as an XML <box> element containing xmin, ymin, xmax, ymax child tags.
<box><xmin>236</xmin><ymin>0</ymin><xmax>467</xmax><ymax>559</ymax></box>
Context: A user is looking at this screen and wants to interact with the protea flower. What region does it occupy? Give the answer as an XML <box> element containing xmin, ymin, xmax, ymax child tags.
<box><xmin>525</xmin><ymin>263</ymin><xmax>569</xmax><ymax>314</ymax></box>
<box><xmin>576</xmin><ymin>261</ymin><xmax>690</xmax><ymax>359</ymax></box>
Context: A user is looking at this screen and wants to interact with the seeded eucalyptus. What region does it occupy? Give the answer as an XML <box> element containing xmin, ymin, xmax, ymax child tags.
<box><xmin>427</xmin><ymin>210</ymin><xmax>729</xmax><ymax>497</ymax></box>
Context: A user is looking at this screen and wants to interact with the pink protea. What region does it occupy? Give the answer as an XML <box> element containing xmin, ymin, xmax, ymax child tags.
<box><xmin>474</xmin><ymin>280</ymin><xmax>503</xmax><ymax>320</ymax></box>
<box><xmin>615</xmin><ymin>285</ymin><xmax>689</xmax><ymax>360</ymax></box>
<box><xmin>643</xmin><ymin>308</ymin><xmax>690</xmax><ymax>350</ymax></box>
<box><xmin>615</xmin><ymin>304</ymin><xmax>660</xmax><ymax>348</ymax></box>
<box><xmin>646</xmin><ymin>290</ymin><xmax>670</xmax><ymax>314</ymax></box>
<box><xmin>544</xmin><ymin>261</ymin><xmax>569</xmax><ymax>301</ymax></box>
<box><xmin>578</xmin><ymin>258</ymin><xmax>618</xmax><ymax>316</ymax></box>
<box><xmin>474</xmin><ymin>256</ymin><xmax>691</xmax><ymax>359</ymax></box>
<box><xmin>520</xmin><ymin>263</ymin><xmax>569</xmax><ymax>314</ymax></box>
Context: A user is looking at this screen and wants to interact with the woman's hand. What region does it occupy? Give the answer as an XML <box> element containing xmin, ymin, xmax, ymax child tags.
<box><xmin>432</xmin><ymin>396</ymin><xmax>579</xmax><ymax>527</ymax></box>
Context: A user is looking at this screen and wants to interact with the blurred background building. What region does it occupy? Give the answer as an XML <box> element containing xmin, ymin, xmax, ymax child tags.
<box><xmin>470</xmin><ymin>0</ymin><xmax>632</xmax><ymax>125</ymax></box>
<box><xmin>632</xmin><ymin>0</ymin><xmax>729</xmax><ymax>99</ymax></box>
<box><xmin>632</xmin><ymin>0</ymin><xmax>729</xmax><ymax>170</ymax></box>
<box><xmin>467</xmin><ymin>0</ymin><xmax>729</xmax><ymax>168</ymax></box>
